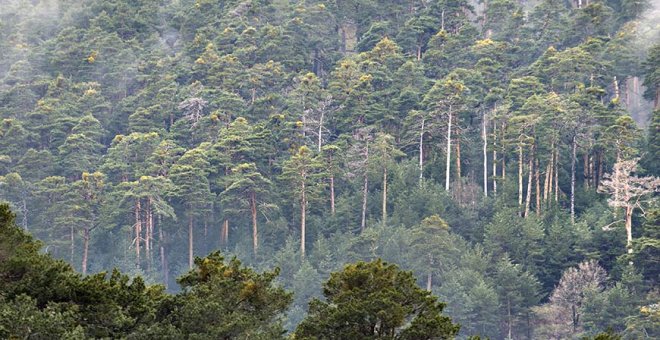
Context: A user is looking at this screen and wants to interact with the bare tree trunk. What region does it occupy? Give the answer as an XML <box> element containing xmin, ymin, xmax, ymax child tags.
<box><xmin>318</xmin><ymin>109</ymin><xmax>324</xmax><ymax>152</ymax></box>
<box><xmin>330</xmin><ymin>175</ymin><xmax>336</xmax><ymax>215</ymax></box>
<box><xmin>251</xmin><ymin>191</ymin><xmax>258</xmax><ymax>255</ymax></box>
<box><xmin>146</xmin><ymin>198</ymin><xmax>152</xmax><ymax>271</ymax></box>
<box><xmin>188</xmin><ymin>209</ymin><xmax>193</xmax><ymax>269</ymax></box>
<box><xmin>483</xmin><ymin>111</ymin><xmax>488</xmax><ymax>196</ymax></box>
<box><xmin>508</xmin><ymin>297</ymin><xmax>513</xmax><ymax>340</ymax></box>
<box><xmin>382</xmin><ymin>168</ymin><xmax>387</xmax><ymax>224</ymax></box>
<box><xmin>524</xmin><ymin>146</ymin><xmax>533</xmax><ymax>218</ymax></box>
<box><xmin>361</xmin><ymin>174</ymin><xmax>368</xmax><ymax>232</ymax></box>
<box><xmin>493</xmin><ymin>121</ymin><xmax>497</xmax><ymax>196</ymax></box>
<box><xmin>456</xmin><ymin>137</ymin><xmax>462</xmax><ymax>182</ymax></box>
<box><xmin>446</xmin><ymin>108</ymin><xmax>452</xmax><ymax>191</ymax></box>
<box><xmin>82</xmin><ymin>227</ymin><xmax>89</xmax><ymax>275</ymax></box>
<box><xmin>571</xmin><ymin>135</ymin><xmax>577</xmax><ymax>224</ymax></box>
<box><xmin>419</xmin><ymin>116</ymin><xmax>425</xmax><ymax>183</ymax></box>
<box><xmin>518</xmin><ymin>144</ymin><xmax>524</xmax><ymax>214</ymax></box>
<box><xmin>70</xmin><ymin>225</ymin><xmax>75</xmax><ymax>264</ymax></box>
<box><xmin>536</xmin><ymin>158</ymin><xmax>541</xmax><ymax>216</ymax></box>
<box><xmin>544</xmin><ymin>154</ymin><xmax>551</xmax><ymax>206</ymax></box>
<box><xmin>625</xmin><ymin>206</ymin><xmax>633</xmax><ymax>254</ymax></box>
<box><xmin>159</xmin><ymin>224</ymin><xmax>168</xmax><ymax>289</ymax></box>
<box><xmin>135</xmin><ymin>199</ymin><xmax>141</xmax><ymax>267</ymax></box>
<box><xmin>301</xmin><ymin>178</ymin><xmax>307</xmax><ymax>257</ymax></box>
<box><xmin>554</xmin><ymin>148</ymin><xmax>559</xmax><ymax>203</ymax></box>
<box><xmin>221</xmin><ymin>219</ymin><xmax>229</xmax><ymax>245</ymax></box>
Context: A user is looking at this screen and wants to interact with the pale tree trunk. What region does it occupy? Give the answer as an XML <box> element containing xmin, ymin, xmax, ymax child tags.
<box><xmin>251</xmin><ymin>191</ymin><xmax>258</xmax><ymax>255</ymax></box>
<box><xmin>146</xmin><ymin>198</ymin><xmax>152</xmax><ymax>271</ymax></box>
<box><xmin>625</xmin><ymin>206</ymin><xmax>633</xmax><ymax>255</ymax></box>
<box><xmin>571</xmin><ymin>135</ymin><xmax>577</xmax><ymax>224</ymax></box>
<box><xmin>583</xmin><ymin>153</ymin><xmax>590</xmax><ymax>189</ymax></box>
<box><xmin>445</xmin><ymin>107</ymin><xmax>452</xmax><ymax>191</ymax></box>
<box><xmin>301</xmin><ymin>175</ymin><xmax>307</xmax><ymax>257</ymax></box>
<box><xmin>544</xmin><ymin>155</ymin><xmax>551</xmax><ymax>208</ymax></box>
<box><xmin>456</xmin><ymin>136</ymin><xmax>462</xmax><ymax>182</ymax></box>
<box><xmin>483</xmin><ymin>111</ymin><xmax>488</xmax><ymax>196</ymax></box>
<box><xmin>70</xmin><ymin>225</ymin><xmax>75</xmax><ymax>264</ymax></box>
<box><xmin>221</xmin><ymin>219</ymin><xmax>229</xmax><ymax>245</ymax></box>
<box><xmin>135</xmin><ymin>199</ymin><xmax>141</xmax><ymax>267</ymax></box>
<box><xmin>318</xmin><ymin>109</ymin><xmax>324</xmax><ymax>152</ymax></box>
<box><xmin>554</xmin><ymin>148</ymin><xmax>559</xmax><ymax>203</ymax></box>
<box><xmin>82</xmin><ymin>227</ymin><xmax>90</xmax><ymax>275</ymax></box>
<box><xmin>536</xmin><ymin>158</ymin><xmax>541</xmax><ymax>216</ymax></box>
<box><xmin>524</xmin><ymin>146</ymin><xmax>533</xmax><ymax>218</ymax></box>
<box><xmin>507</xmin><ymin>297</ymin><xmax>513</xmax><ymax>340</ymax></box>
<box><xmin>361</xmin><ymin>174</ymin><xmax>368</xmax><ymax>232</ymax></box>
<box><xmin>419</xmin><ymin>116</ymin><xmax>425</xmax><ymax>183</ymax></box>
<box><xmin>188</xmin><ymin>209</ymin><xmax>193</xmax><ymax>269</ymax></box>
<box><xmin>518</xmin><ymin>144</ymin><xmax>524</xmax><ymax>214</ymax></box>
<box><xmin>493</xmin><ymin>121</ymin><xmax>497</xmax><ymax>196</ymax></box>
<box><xmin>382</xmin><ymin>168</ymin><xmax>387</xmax><ymax>224</ymax></box>
<box><xmin>330</xmin><ymin>175</ymin><xmax>336</xmax><ymax>215</ymax></box>
<box><xmin>159</xmin><ymin>224</ymin><xmax>168</xmax><ymax>289</ymax></box>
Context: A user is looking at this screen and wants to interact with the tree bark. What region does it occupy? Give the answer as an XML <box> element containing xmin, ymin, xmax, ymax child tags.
<box><xmin>554</xmin><ymin>148</ymin><xmax>559</xmax><ymax>203</ymax></box>
<box><xmin>159</xmin><ymin>225</ymin><xmax>168</xmax><ymax>289</ymax></box>
<box><xmin>445</xmin><ymin>107</ymin><xmax>452</xmax><ymax>191</ymax></box>
<box><xmin>382</xmin><ymin>168</ymin><xmax>387</xmax><ymax>224</ymax></box>
<box><xmin>70</xmin><ymin>225</ymin><xmax>75</xmax><ymax>264</ymax></box>
<box><xmin>301</xmin><ymin>176</ymin><xmax>307</xmax><ymax>257</ymax></box>
<box><xmin>493</xmin><ymin>120</ymin><xmax>497</xmax><ymax>196</ymax></box>
<box><xmin>483</xmin><ymin>111</ymin><xmax>488</xmax><ymax>196</ymax></box>
<box><xmin>82</xmin><ymin>227</ymin><xmax>89</xmax><ymax>275</ymax></box>
<box><xmin>361</xmin><ymin>174</ymin><xmax>368</xmax><ymax>232</ymax></box>
<box><xmin>135</xmin><ymin>198</ymin><xmax>141</xmax><ymax>268</ymax></box>
<box><xmin>426</xmin><ymin>271</ymin><xmax>432</xmax><ymax>291</ymax></box>
<box><xmin>524</xmin><ymin>146</ymin><xmax>533</xmax><ymax>218</ymax></box>
<box><xmin>571</xmin><ymin>135</ymin><xmax>577</xmax><ymax>224</ymax></box>
<box><xmin>536</xmin><ymin>158</ymin><xmax>541</xmax><ymax>216</ymax></box>
<box><xmin>188</xmin><ymin>209</ymin><xmax>193</xmax><ymax>269</ymax></box>
<box><xmin>419</xmin><ymin>116</ymin><xmax>425</xmax><ymax>183</ymax></box>
<box><xmin>625</xmin><ymin>205</ymin><xmax>633</xmax><ymax>254</ymax></box>
<box><xmin>318</xmin><ymin>108</ymin><xmax>324</xmax><ymax>152</ymax></box>
<box><xmin>518</xmin><ymin>144</ymin><xmax>524</xmax><ymax>214</ymax></box>
<box><xmin>330</xmin><ymin>174</ymin><xmax>336</xmax><ymax>215</ymax></box>
<box><xmin>251</xmin><ymin>191</ymin><xmax>258</xmax><ymax>255</ymax></box>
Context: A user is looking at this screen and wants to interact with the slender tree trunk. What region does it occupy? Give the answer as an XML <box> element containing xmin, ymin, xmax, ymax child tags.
<box><xmin>301</xmin><ymin>177</ymin><xmax>307</xmax><ymax>257</ymax></box>
<box><xmin>518</xmin><ymin>144</ymin><xmax>524</xmax><ymax>214</ymax></box>
<box><xmin>536</xmin><ymin>158</ymin><xmax>541</xmax><ymax>216</ymax></box>
<box><xmin>361</xmin><ymin>174</ymin><xmax>368</xmax><ymax>232</ymax></box>
<box><xmin>419</xmin><ymin>116</ymin><xmax>425</xmax><ymax>183</ymax></box>
<box><xmin>508</xmin><ymin>297</ymin><xmax>513</xmax><ymax>340</ymax></box>
<box><xmin>251</xmin><ymin>191</ymin><xmax>258</xmax><ymax>254</ymax></box>
<box><xmin>483</xmin><ymin>111</ymin><xmax>488</xmax><ymax>196</ymax></box>
<box><xmin>625</xmin><ymin>206</ymin><xmax>633</xmax><ymax>254</ymax></box>
<box><xmin>159</xmin><ymin>224</ymin><xmax>168</xmax><ymax>289</ymax></box>
<box><xmin>330</xmin><ymin>174</ymin><xmax>336</xmax><ymax>215</ymax></box>
<box><xmin>188</xmin><ymin>209</ymin><xmax>193</xmax><ymax>269</ymax></box>
<box><xmin>544</xmin><ymin>154</ymin><xmax>551</xmax><ymax>206</ymax></box>
<box><xmin>445</xmin><ymin>108</ymin><xmax>452</xmax><ymax>191</ymax></box>
<box><xmin>583</xmin><ymin>153</ymin><xmax>589</xmax><ymax>189</ymax></box>
<box><xmin>146</xmin><ymin>198</ymin><xmax>152</xmax><ymax>271</ymax></box>
<box><xmin>554</xmin><ymin>148</ymin><xmax>559</xmax><ymax>203</ymax></box>
<box><xmin>135</xmin><ymin>199</ymin><xmax>141</xmax><ymax>267</ymax></box>
<box><xmin>456</xmin><ymin>137</ymin><xmax>462</xmax><ymax>182</ymax></box>
<box><xmin>597</xmin><ymin>151</ymin><xmax>603</xmax><ymax>188</ymax></box>
<box><xmin>493</xmin><ymin>121</ymin><xmax>497</xmax><ymax>196</ymax></box>
<box><xmin>70</xmin><ymin>225</ymin><xmax>75</xmax><ymax>264</ymax></box>
<box><xmin>571</xmin><ymin>135</ymin><xmax>577</xmax><ymax>224</ymax></box>
<box><xmin>318</xmin><ymin>109</ymin><xmax>324</xmax><ymax>152</ymax></box>
<box><xmin>82</xmin><ymin>227</ymin><xmax>89</xmax><ymax>275</ymax></box>
<box><xmin>382</xmin><ymin>168</ymin><xmax>387</xmax><ymax>224</ymax></box>
<box><xmin>524</xmin><ymin>146</ymin><xmax>533</xmax><ymax>218</ymax></box>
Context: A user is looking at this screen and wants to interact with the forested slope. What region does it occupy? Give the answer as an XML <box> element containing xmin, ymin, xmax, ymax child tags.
<box><xmin>0</xmin><ymin>0</ymin><xmax>659</xmax><ymax>338</ymax></box>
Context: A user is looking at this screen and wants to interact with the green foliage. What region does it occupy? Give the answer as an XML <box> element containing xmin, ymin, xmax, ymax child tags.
<box><xmin>294</xmin><ymin>259</ymin><xmax>460</xmax><ymax>339</ymax></box>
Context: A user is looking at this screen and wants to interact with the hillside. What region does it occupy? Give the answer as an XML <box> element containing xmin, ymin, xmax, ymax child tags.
<box><xmin>1</xmin><ymin>0</ymin><xmax>659</xmax><ymax>338</ymax></box>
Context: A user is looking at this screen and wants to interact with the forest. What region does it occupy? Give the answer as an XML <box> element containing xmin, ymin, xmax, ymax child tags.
<box><xmin>0</xmin><ymin>0</ymin><xmax>659</xmax><ymax>338</ymax></box>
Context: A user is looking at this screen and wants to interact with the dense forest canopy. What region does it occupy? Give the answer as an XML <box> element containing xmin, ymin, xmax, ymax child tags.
<box><xmin>0</xmin><ymin>0</ymin><xmax>659</xmax><ymax>338</ymax></box>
